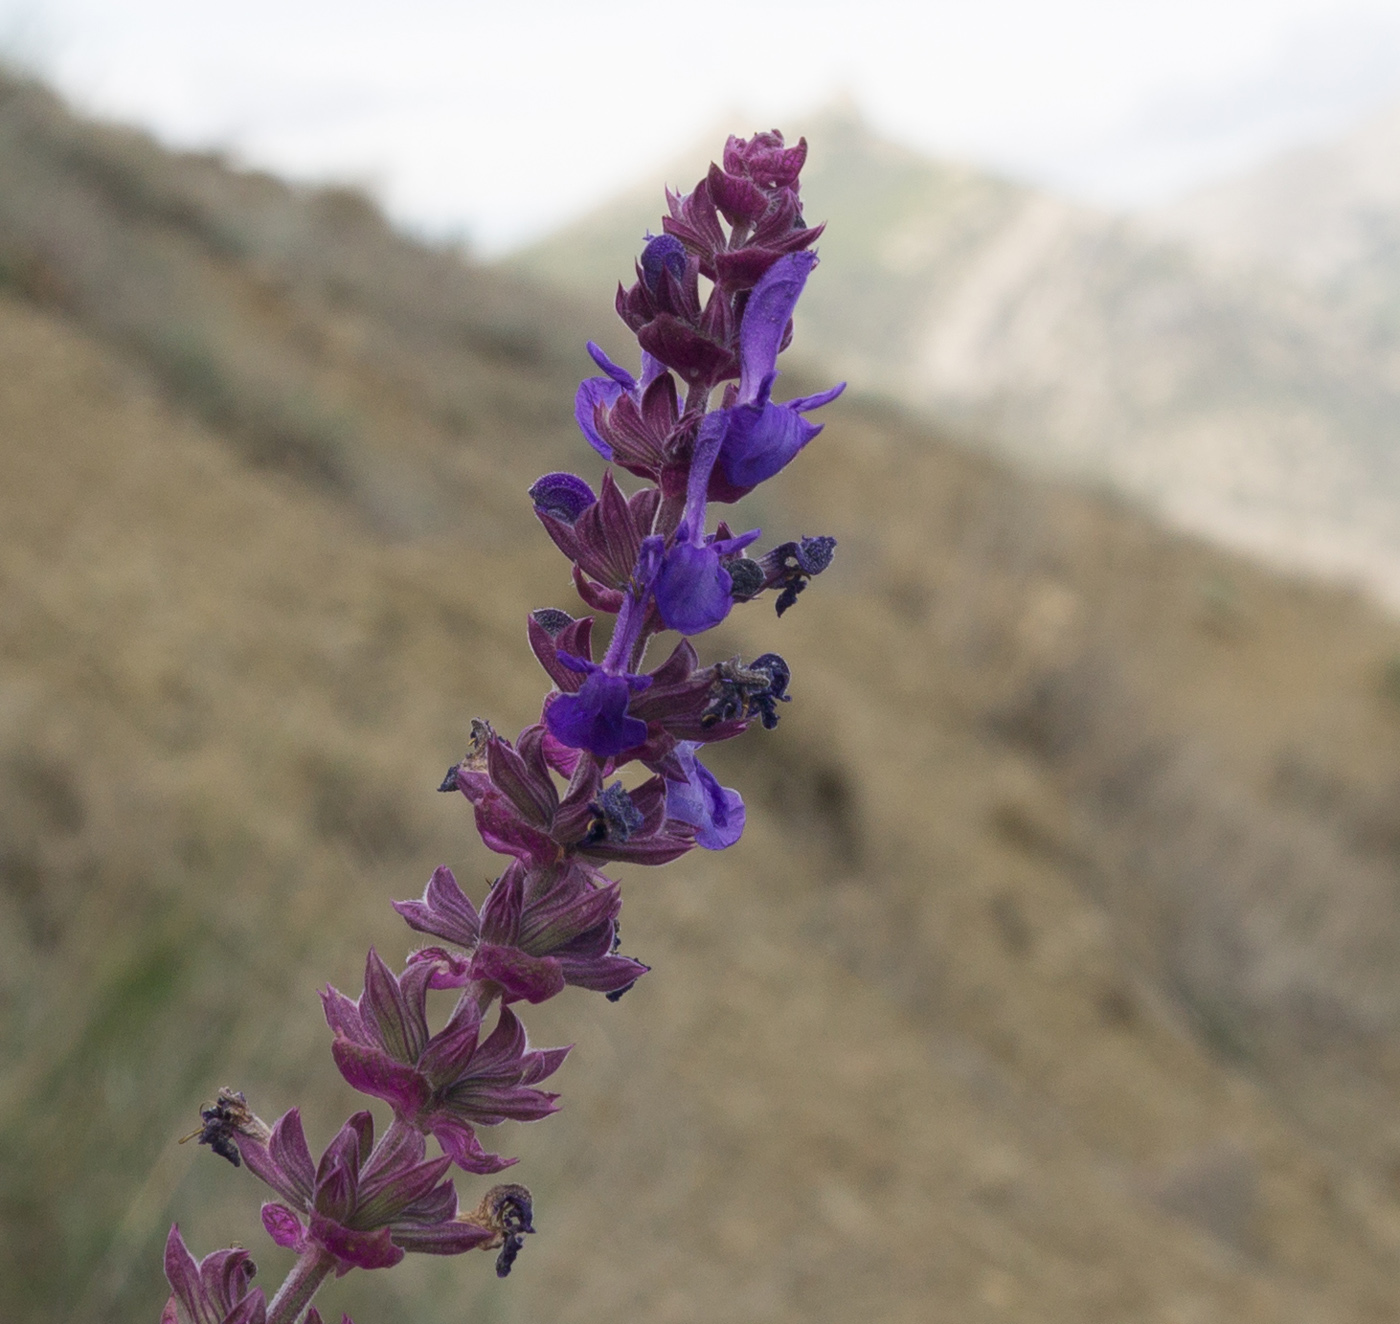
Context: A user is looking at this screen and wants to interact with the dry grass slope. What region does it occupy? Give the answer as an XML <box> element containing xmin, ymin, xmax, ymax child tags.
<box><xmin>7</xmin><ymin>70</ymin><xmax>1400</xmax><ymax>1323</ymax></box>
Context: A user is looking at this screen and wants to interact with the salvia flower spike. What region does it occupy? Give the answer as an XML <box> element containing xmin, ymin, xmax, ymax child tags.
<box><xmin>164</xmin><ymin>128</ymin><xmax>841</xmax><ymax>1322</ymax></box>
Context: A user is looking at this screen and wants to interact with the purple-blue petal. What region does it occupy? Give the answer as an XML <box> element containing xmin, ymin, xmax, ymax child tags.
<box><xmin>738</xmin><ymin>250</ymin><xmax>817</xmax><ymax>403</ymax></box>
<box><xmin>787</xmin><ymin>381</ymin><xmax>846</xmax><ymax>413</ymax></box>
<box><xmin>545</xmin><ymin>671</ymin><xmax>649</xmax><ymax>758</ymax></box>
<box><xmin>555</xmin><ymin>650</ymin><xmax>599</xmax><ymax>677</ymax></box>
<box><xmin>718</xmin><ymin>400</ymin><xmax>823</xmax><ymax>490</ymax></box>
<box><xmin>654</xmin><ymin>543</ymin><xmax>734</xmax><ymax>636</ymax></box>
<box><xmin>586</xmin><ymin>341</ymin><xmax>638</xmax><ymax>389</ymax></box>
<box><xmin>666</xmin><ymin>744</ymin><xmax>746</xmax><ymax>850</ymax></box>
<box><xmin>640</xmin><ymin>350</ymin><xmax>666</xmax><ymax>387</ymax></box>
<box><xmin>573</xmin><ymin>377</ymin><xmax>622</xmax><ymax>459</ymax></box>
<box><xmin>709</xmin><ymin>527</ymin><xmax>762</xmax><ymax>558</ymax></box>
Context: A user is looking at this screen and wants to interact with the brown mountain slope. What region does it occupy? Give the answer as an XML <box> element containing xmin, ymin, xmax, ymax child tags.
<box><xmin>8</xmin><ymin>70</ymin><xmax>1400</xmax><ymax>1324</ymax></box>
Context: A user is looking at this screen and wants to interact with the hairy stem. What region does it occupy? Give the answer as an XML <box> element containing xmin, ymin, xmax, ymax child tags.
<box><xmin>266</xmin><ymin>1246</ymin><xmax>337</xmax><ymax>1324</ymax></box>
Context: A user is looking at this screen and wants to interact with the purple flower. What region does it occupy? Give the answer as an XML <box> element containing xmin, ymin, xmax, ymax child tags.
<box><xmin>713</xmin><ymin>380</ymin><xmax>844</xmax><ymax>494</ymax></box>
<box><xmin>703</xmin><ymin>251</ymin><xmax>845</xmax><ymax>502</ymax></box>
<box><xmin>394</xmin><ymin>863</ymin><xmax>649</xmax><ymax>1003</ymax></box>
<box><xmin>171</xmin><ymin>127</ymin><xmax>845</xmax><ymax>1324</ymax></box>
<box><xmin>652</xmin><ymin>419</ymin><xmax>760</xmax><ymax>636</ymax></box>
<box><xmin>664</xmin><ymin>743</ymin><xmax>745</xmax><ymax>850</ymax></box>
<box><xmin>572</xmin><ymin>338</ymin><xmax>682</xmax><ymax>480</ymax></box>
<box><xmin>240</xmin><ymin>1110</ymin><xmax>494</xmax><ymax>1275</ymax></box>
<box><xmin>442</xmin><ymin>720</ymin><xmax>691</xmax><ymax>864</ymax></box>
<box><xmin>573</xmin><ymin>342</ymin><xmax>639</xmax><ymax>461</ymax></box>
<box><xmin>545</xmin><ymin>658</ymin><xmax>652</xmax><ymax>757</ymax></box>
<box><xmin>160</xmin><ymin>1226</ymin><xmax>266</xmax><ymax>1324</ymax></box>
<box><xmin>322</xmin><ymin>951</ymin><xmax>569</xmax><ymax>1173</ymax></box>
<box><xmin>446</xmin><ymin>724</ymin><xmax>579</xmax><ymax>867</ymax></box>
<box><xmin>653</xmin><ymin>531</ymin><xmax>759</xmax><ymax>636</ymax></box>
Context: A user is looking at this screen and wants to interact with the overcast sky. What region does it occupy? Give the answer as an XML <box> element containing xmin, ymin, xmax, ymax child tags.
<box><xmin>5</xmin><ymin>0</ymin><xmax>1400</xmax><ymax>252</ymax></box>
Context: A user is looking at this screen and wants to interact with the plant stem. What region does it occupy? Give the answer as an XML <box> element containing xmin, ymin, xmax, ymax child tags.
<box><xmin>266</xmin><ymin>1246</ymin><xmax>336</xmax><ymax>1324</ymax></box>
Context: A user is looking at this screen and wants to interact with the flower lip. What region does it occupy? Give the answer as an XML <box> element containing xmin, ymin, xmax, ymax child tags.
<box><xmin>545</xmin><ymin>668</ymin><xmax>651</xmax><ymax>759</ymax></box>
<box><xmin>664</xmin><ymin>742</ymin><xmax>745</xmax><ymax>850</ymax></box>
<box><xmin>654</xmin><ymin>536</ymin><xmax>755</xmax><ymax>637</ymax></box>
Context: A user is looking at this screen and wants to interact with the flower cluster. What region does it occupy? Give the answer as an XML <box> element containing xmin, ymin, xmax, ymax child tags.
<box><xmin>164</xmin><ymin>129</ymin><xmax>840</xmax><ymax>1324</ymax></box>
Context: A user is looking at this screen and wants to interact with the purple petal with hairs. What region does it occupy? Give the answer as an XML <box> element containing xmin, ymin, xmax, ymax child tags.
<box><xmin>261</xmin><ymin>1202</ymin><xmax>307</xmax><ymax>1251</ymax></box>
<box><xmin>162</xmin><ymin>1226</ymin><xmax>267</xmax><ymax>1324</ymax></box>
<box><xmin>320</xmin><ymin>985</ymin><xmax>370</xmax><ymax>1045</ymax></box>
<box><xmin>415</xmin><ymin>996</ymin><xmax>484</xmax><ymax>1088</ymax></box>
<box><xmin>264</xmin><ymin>1109</ymin><xmax>316</xmax><ymax>1206</ymax></box>
<box><xmin>529</xmin><ymin>472</ymin><xmax>596</xmax><ymax>524</ymax></box>
<box><xmin>330</xmin><ymin>1039</ymin><xmax>430</xmax><ymax>1117</ymax></box>
<box><xmin>429</xmin><ymin>1114</ymin><xmax>517</xmax><ymax>1175</ymax></box>
<box><xmin>737</xmin><ymin>250</ymin><xmax>817</xmax><ymax>401</ymax></box>
<box><xmin>574</xmin><ymin>377</ymin><xmax>623</xmax><ymax>458</ymax></box>
<box><xmin>392</xmin><ymin>865</ymin><xmax>481</xmax><ymax>948</ymax></box>
<box><xmin>545</xmin><ymin>671</ymin><xmax>649</xmax><ymax>758</ymax></box>
<box><xmin>654</xmin><ymin>542</ymin><xmax>734</xmax><ymax>636</ymax></box>
<box><xmin>665</xmin><ymin>742</ymin><xmax>745</xmax><ymax>849</ymax></box>
<box><xmin>586</xmin><ymin>340</ymin><xmax>638</xmax><ymax>387</ymax></box>
<box><xmin>717</xmin><ymin>398</ymin><xmax>824</xmax><ymax>491</ymax></box>
<box><xmin>307</xmin><ymin>1212</ymin><xmax>404</xmax><ymax>1275</ymax></box>
<box><xmin>471</xmin><ymin>942</ymin><xmax>568</xmax><ymax>1005</ymax></box>
<box><xmin>390</xmin><ymin>1219</ymin><xmax>496</xmax><ymax>1256</ymax></box>
<box><xmin>354</xmin><ymin>1154</ymin><xmax>454</xmax><ymax>1228</ymax></box>
<box><xmin>361</xmin><ymin>949</ymin><xmax>430</xmax><ymax>1065</ymax></box>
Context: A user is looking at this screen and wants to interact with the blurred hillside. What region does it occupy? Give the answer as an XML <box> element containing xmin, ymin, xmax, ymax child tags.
<box><xmin>512</xmin><ymin>107</ymin><xmax>1400</xmax><ymax>610</ymax></box>
<box><xmin>12</xmin><ymin>67</ymin><xmax>1400</xmax><ymax>1324</ymax></box>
